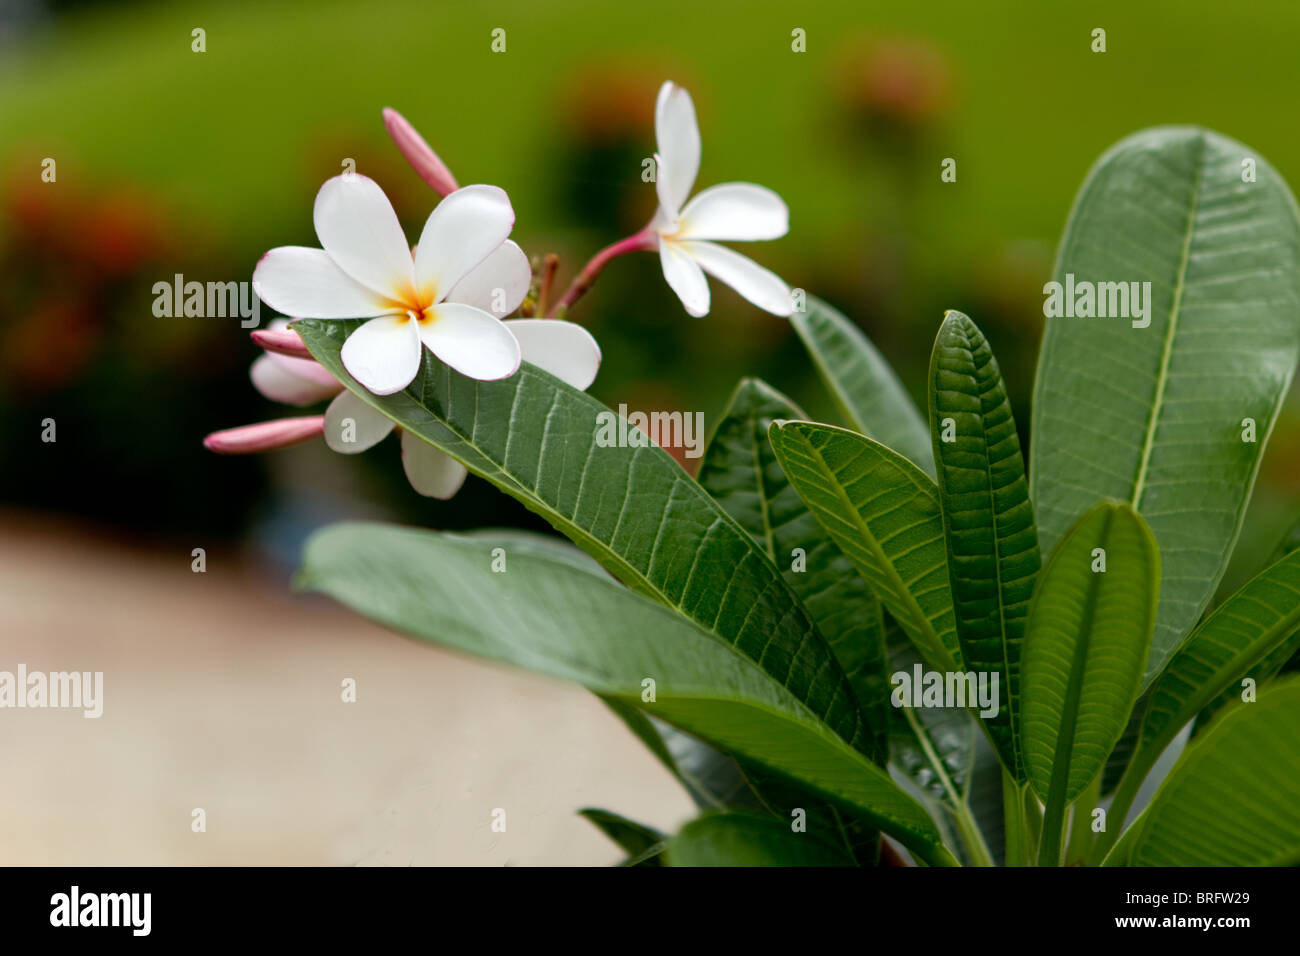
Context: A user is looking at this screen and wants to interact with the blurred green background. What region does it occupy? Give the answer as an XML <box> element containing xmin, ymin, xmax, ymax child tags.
<box><xmin>2</xmin><ymin>0</ymin><xmax>1298</xmax><ymax>589</ymax></box>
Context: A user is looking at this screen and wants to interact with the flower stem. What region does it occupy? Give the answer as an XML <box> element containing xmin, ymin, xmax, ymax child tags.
<box><xmin>534</xmin><ymin>253</ymin><xmax>560</xmax><ymax>317</ymax></box>
<box><xmin>548</xmin><ymin>227</ymin><xmax>657</xmax><ymax>316</ymax></box>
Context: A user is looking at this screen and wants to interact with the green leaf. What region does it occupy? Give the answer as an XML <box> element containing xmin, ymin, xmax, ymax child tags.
<box><xmin>1105</xmin><ymin>544</ymin><xmax>1300</xmax><ymax>844</ymax></box>
<box><xmin>1194</xmin><ymin>516</ymin><xmax>1300</xmax><ymax>734</ymax></box>
<box><xmin>884</xmin><ymin>618</ymin><xmax>975</xmax><ymax>810</ymax></box>
<box><xmin>296</xmin><ymin>523</ymin><xmax>956</xmax><ymax>866</ymax></box>
<box><xmin>768</xmin><ymin>420</ymin><xmax>959</xmax><ymax>673</ymax></box>
<box><xmin>579</xmin><ymin>808</ymin><xmax>666</xmax><ymax>864</ymax></box>
<box><xmin>929</xmin><ymin>310</ymin><xmax>1041</xmax><ymax>778</ymax></box>
<box><xmin>698</xmin><ymin>378</ymin><xmax>891</xmax><ymax>758</ymax></box>
<box><xmin>665</xmin><ymin>811</ymin><xmax>856</xmax><ymax>867</ymax></box>
<box><xmin>294</xmin><ymin>318</ymin><xmax>870</xmax><ymax>754</ymax></box>
<box><xmin>1019</xmin><ymin>502</ymin><xmax>1159</xmax><ymax>865</ymax></box>
<box><xmin>599</xmin><ymin>698</ymin><xmax>753</xmax><ymax>811</ymax></box>
<box><xmin>1112</xmin><ymin>677</ymin><xmax>1300</xmax><ymax>867</ymax></box>
<box><xmin>1030</xmin><ymin>126</ymin><xmax>1300</xmax><ymax>688</ymax></box>
<box><xmin>790</xmin><ymin>296</ymin><xmax>934</xmax><ymax>477</ymax></box>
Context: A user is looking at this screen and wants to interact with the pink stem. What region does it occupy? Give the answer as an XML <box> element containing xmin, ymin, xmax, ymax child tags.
<box><xmin>251</xmin><ymin>327</ymin><xmax>313</xmax><ymax>359</ymax></box>
<box><xmin>204</xmin><ymin>417</ymin><xmax>325</xmax><ymax>454</ymax></box>
<box><xmin>549</xmin><ymin>227</ymin><xmax>658</xmax><ymax>317</ymax></box>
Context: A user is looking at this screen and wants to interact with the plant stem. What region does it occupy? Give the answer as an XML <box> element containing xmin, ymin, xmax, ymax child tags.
<box><xmin>1065</xmin><ymin>773</ymin><xmax>1103</xmax><ymax>865</ymax></box>
<box><xmin>534</xmin><ymin>253</ymin><xmax>559</xmax><ymax>317</ymax></box>
<box><xmin>1089</xmin><ymin>758</ymin><xmax>1148</xmax><ymax>864</ymax></box>
<box><xmin>951</xmin><ymin>799</ymin><xmax>995</xmax><ymax>867</ymax></box>
<box><xmin>1003</xmin><ymin>770</ymin><xmax>1026</xmax><ymax>866</ymax></box>
<box><xmin>899</xmin><ymin>704</ymin><xmax>991</xmax><ymax>865</ymax></box>
<box><xmin>1038</xmin><ymin>787</ymin><xmax>1068</xmax><ymax>867</ymax></box>
<box><xmin>548</xmin><ymin>227</ymin><xmax>657</xmax><ymax>316</ymax></box>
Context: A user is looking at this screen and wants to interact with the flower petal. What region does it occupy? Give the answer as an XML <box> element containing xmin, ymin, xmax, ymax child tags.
<box><xmin>313</xmin><ymin>173</ymin><xmax>416</xmax><ymax>300</ymax></box>
<box><xmin>323</xmin><ymin>389</ymin><xmax>396</xmax><ymax>454</ymax></box>
<box><xmin>253</xmin><ymin>247</ymin><xmax>399</xmax><ymax>318</ymax></box>
<box><xmin>413</xmin><ymin>185</ymin><xmax>515</xmax><ymax>304</ymax></box>
<box><xmin>445</xmin><ymin>240</ymin><xmax>531</xmax><ymax>317</ymax></box>
<box><xmin>505</xmin><ymin>319</ymin><xmax>602</xmax><ymax>390</ymax></box>
<box><xmin>418</xmin><ymin>303</ymin><xmax>521</xmax><ymax>381</ymax></box>
<box><xmin>204</xmin><ymin>417</ymin><xmax>324</xmax><ymax>454</ymax></box>
<box><xmin>250</xmin><ymin>354</ymin><xmax>341</xmax><ymax>406</ymax></box>
<box><xmin>341</xmin><ymin>315</ymin><xmax>423</xmax><ymax>395</ymax></box>
<box><xmin>401</xmin><ymin>430</ymin><xmax>469</xmax><ymax>499</ymax></box>
<box><xmin>676</xmin><ymin>183</ymin><xmax>789</xmax><ymax>241</ymax></box>
<box><xmin>654</xmin><ymin>81</ymin><xmax>700</xmax><ymax>218</ymax></box>
<box><xmin>658</xmin><ymin>238</ymin><xmax>710</xmax><ymax>317</ymax></box>
<box><xmin>678</xmin><ymin>240</ymin><xmax>794</xmax><ymax>316</ymax></box>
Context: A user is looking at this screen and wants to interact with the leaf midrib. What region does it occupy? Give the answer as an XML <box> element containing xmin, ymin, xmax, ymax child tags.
<box><xmin>1129</xmin><ymin>133</ymin><xmax>1207</xmax><ymax>510</ymax></box>
<box><xmin>788</xmin><ymin>426</ymin><xmax>954</xmax><ymax>672</ymax></box>
<box><xmin>1045</xmin><ymin>508</ymin><xmax>1113</xmax><ymax>810</ymax></box>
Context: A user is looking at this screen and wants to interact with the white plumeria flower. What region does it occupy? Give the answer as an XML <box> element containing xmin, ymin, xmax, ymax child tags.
<box><xmin>243</xmin><ymin>249</ymin><xmax>601</xmax><ymax>499</ymax></box>
<box><xmin>252</xmin><ymin>174</ymin><xmax>523</xmax><ymax>395</ymax></box>
<box><xmin>652</xmin><ymin>81</ymin><xmax>794</xmax><ymax>318</ymax></box>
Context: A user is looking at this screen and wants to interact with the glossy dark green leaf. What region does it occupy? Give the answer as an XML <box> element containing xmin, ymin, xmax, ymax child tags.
<box><xmin>1109</xmin><ymin>677</ymin><xmax>1300</xmax><ymax>866</ymax></box>
<box><xmin>1019</xmin><ymin>503</ymin><xmax>1159</xmax><ymax>864</ymax></box>
<box><xmin>1194</xmin><ymin>516</ymin><xmax>1300</xmax><ymax>734</ymax></box>
<box><xmin>1099</xmin><ymin>544</ymin><xmax>1300</xmax><ymax>858</ymax></box>
<box><xmin>1031</xmin><ymin>127</ymin><xmax>1300</xmax><ymax>688</ymax></box>
<box><xmin>790</xmin><ymin>296</ymin><xmax>934</xmax><ymax>476</ymax></box>
<box><xmin>295</xmin><ymin>318</ymin><xmax>869</xmax><ymax>754</ymax></box>
<box><xmin>698</xmin><ymin>378</ymin><xmax>890</xmax><ymax>758</ymax></box>
<box><xmin>768</xmin><ymin>421</ymin><xmax>959</xmax><ymax>673</ymax></box>
<box><xmin>665</xmin><ymin>811</ymin><xmax>856</xmax><ymax>867</ymax></box>
<box><xmin>579</xmin><ymin>808</ymin><xmax>666</xmax><ymax>865</ymax></box>
<box><xmin>929</xmin><ymin>310</ymin><xmax>1041</xmax><ymax>778</ymax></box>
<box><xmin>296</xmin><ymin>523</ymin><xmax>956</xmax><ymax>865</ymax></box>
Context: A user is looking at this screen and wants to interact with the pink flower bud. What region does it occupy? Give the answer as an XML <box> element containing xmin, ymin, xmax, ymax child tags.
<box><xmin>204</xmin><ymin>417</ymin><xmax>324</xmax><ymax>454</ymax></box>
<box><xmin>383</xmin><ymin>107</ymin><xmax>459</xmax><ymax>197</ymax></box>
<box><xmin>250</xmin><ymin>327</ymin><xmax>313</xmax><ymax>359</ymax></box>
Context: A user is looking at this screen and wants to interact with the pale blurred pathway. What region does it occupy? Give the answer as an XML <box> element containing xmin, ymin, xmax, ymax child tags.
<box><xmin>0</xmin><ymin>513</ymin><xmax>692</xmax><ymax>865</ymax></box>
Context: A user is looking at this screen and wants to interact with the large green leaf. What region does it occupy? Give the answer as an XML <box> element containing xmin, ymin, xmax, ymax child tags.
<box><xmin>1031</xmin><ymin>127</ymin><xmax>1300</xmax><ymax>688</ymax></box>
<box><xmin>929</xmin><ymin>310</ymin><xmax>1041</xmax><ymax>778</ymax></box>
<box><xmin>698</xmin><ymin>378</ymin><xmax>890</xmax><ymax>758</ymax></box>
<box><xmin>296</xmin><ymin>523</ymin><xmax>956</xmax><ymax>866</ymax></box>
<box><xmin>665</xmin><ymin>811</ymin><xmax>856</xmax><ymax>867</ymax></box>
<box><xmin>1109</xmin><ymin>677</ymin><xmax>1300</xmax><ymax>867</ymax></box>
<box><xmin>1019</xmin><ymin>502</ymin><xmax>1159</xmax><ymax>865</ymax></box>
<box><xmin>790</xmin><ymin>296</ymin><xmax>934</xmax><ymax>477</ymax></box>
<box><xmin>1098</xmin><ymin>544</ymin><xmax>1300</xmax><ymax>858</ymax></box>
<box><xmin>768</xmin><ymin>421</ymin><xmax>959</xmax><ymax>673</ymax></box>
<box><xmin>294</xmin><ymin>318</ymin><xmax>868</xmax><ymax>754</ymax></box>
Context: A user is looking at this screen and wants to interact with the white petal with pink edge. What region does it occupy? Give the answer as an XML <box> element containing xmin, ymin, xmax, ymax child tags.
<box><xmin>253</xmin><ymin>247</ymin><xmax>398</xmax><ymax>319</ymax></box>
<box><xmin>505</xmin><ymin>319</ymin><xmax>602</xmax><ymax>390</ymax></box>
<box><xmin>323</xmin><ymin>390</ymin><xmax>396</xmax><ymax>454</ymax></box>
<box><xmin>401</xmin><ymin>430</ymin><xmax>469</xmax><ymax>499</ymax></box>
<box><xmin>313</xmin><ymin>174</ymin><xmax>416</xmax><ymax>299</ymax></box>
<box><xmin>341</xmin><ymin>315</ymin><xmax>423</xmax><ymax>395</ymax></box>
<box><xmin>654</xmin><ymin>82</ymin><xmax>700</xmax><ymax>218</ymax></box>
<box><xmin>445</xmin><ymin>240</ymin><xmax>531</xmax><ymax>317</ymax></box>
<box><xmin>676</xmin><ymin>183</ymin><xmax>789</xmax><ymax>242</ymax></box>
<box><xmin>413</xmin><ymin>185</ymin><xmax>515</xmax><ymax>305</ymax></box>
<box><xmin>250</xmin><ymin>354</ymin><xmax>341</xmax><ymax>406</ymax></box>
<box><xmin>658</xmin><ymin>239</ymin><xmax>710</xmax><ymax>317</ymax></box>
<box><xmin>678</xmin><ymin>240</ymin><xmax>793</xmax><ymax>316</ymax></box>
<box><xmin>418</xmin><ymin>303</ymin><xmax>521</xmax><ymax>381</ymax></box>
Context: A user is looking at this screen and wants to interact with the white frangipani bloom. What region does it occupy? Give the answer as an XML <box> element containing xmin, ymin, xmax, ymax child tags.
<box><xmin>237</xmin><ymin>249</ymin><xmax>602</xmax><ymax>499</ymax></box>
<box><xmin>252</xmin><ymin>174</ymin><xmax>523</xmax><ymax>395</ymax></box>
<box><xmin>651</xmin><ymin>82</ymin><xmax>794</xmax><ymax>318</ymax></box>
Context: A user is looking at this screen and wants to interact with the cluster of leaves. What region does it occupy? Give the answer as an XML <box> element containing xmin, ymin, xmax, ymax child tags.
<box><xmin>292</xmin><ymin>126</ymin><xmax>1300</xmax><ymax>866</ymax></box>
